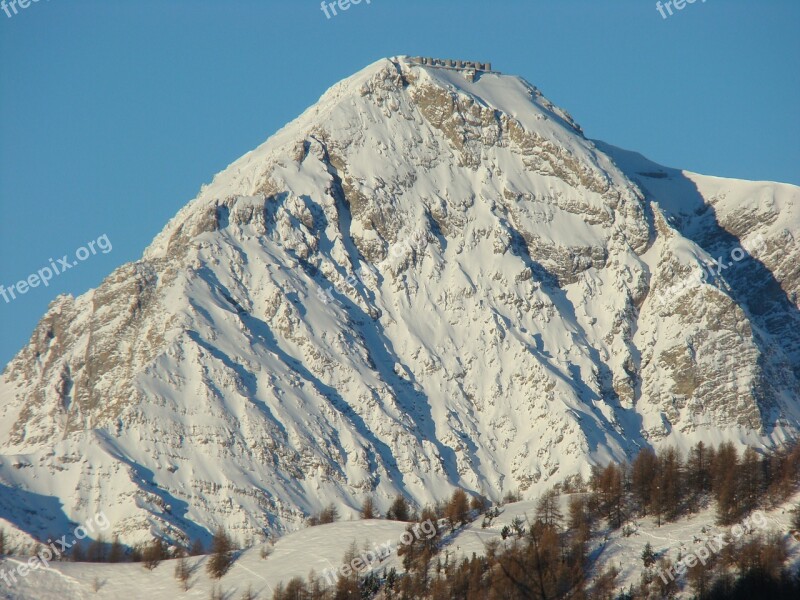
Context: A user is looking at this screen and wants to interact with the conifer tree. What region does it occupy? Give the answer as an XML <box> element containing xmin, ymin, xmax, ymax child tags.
<box><xmin>535</xmin><ymin>488</ymin><xmax>563</xmax><ymax>529</ymax></box>
<box><xmin>445</xmin><ymin>489</ymin><xmax>470</xmax><ymax>529</ymax></box>
<box><xmin>713</xmin><ymin>442</ymin><xmax>741</xmax><ymax>524</ymax></box>
<box><xmin>108</xmin><ymin>535</ymin><xmax>125</xmax><ymax>563</ymax></box>
<box><xmin>174</xmin><ymin>555</ymin><xmax>191</xmax><ymax>591</ymax></box>
<box><xmin>641</xmin><ymin>542</ymin><xmax>656</xmax><ymax>567</ymax></box>
<box><xmin>360</xmin><ymin>496</ymin><xmax>377</xmax><ymax>519</ymax></box>
<box><xmin>142</xmin><ymin>538</ymin><xmax>167</xmax><ymax>570</ymax></box>
<box><xmin>687</xmin><ymin>441</ymin><xmax>712</xmax><ymax>500</ymax></box>
<box><xmin>386</xmin><ymin>494</ymin><xmax>411</xmax><ymax>522</ymax></box>
<box><xmin>631</xmin><ymin>447</ymin><xmax>658</xmax><ymax>515</ymax></box>
<box><xmin>739</xmin><ymin>446</ymin><xmax>764</xmax><ymax>515</ymax></box>
<box><xmin>206</xmin><ymin>526</ymin><xmax>234</xmax><ymax>579</ymax></box>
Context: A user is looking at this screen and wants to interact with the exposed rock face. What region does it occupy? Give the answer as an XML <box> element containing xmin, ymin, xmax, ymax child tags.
<box><xmin>1</xmin><ymin>57</ymin><xmax>798</xmax><ymax>546</ymax></box>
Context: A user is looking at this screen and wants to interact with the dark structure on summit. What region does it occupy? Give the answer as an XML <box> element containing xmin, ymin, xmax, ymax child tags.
<box><xmin>406</xmin><ymin>57</ymin><xmax>494</xmax><ymax>74</ymax></box>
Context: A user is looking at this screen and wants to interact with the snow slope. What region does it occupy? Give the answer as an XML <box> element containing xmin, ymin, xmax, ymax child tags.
<box><xmin>1</xmin><ymin>496</ymin><xmax>798</xmax><ymax>600</ymax></box>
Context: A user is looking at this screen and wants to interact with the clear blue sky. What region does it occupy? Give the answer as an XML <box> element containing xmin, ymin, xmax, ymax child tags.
<box><xmin>1</xmin><ymin>0</ymin><xmax>798</xmax><ymax>366</ymax></box>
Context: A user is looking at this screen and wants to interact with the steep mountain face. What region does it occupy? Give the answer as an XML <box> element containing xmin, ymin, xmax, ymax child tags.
<box><xmin>1</xmin><ymin>57</ymin><xmax>798</xmax><ymax>546</ymax></box>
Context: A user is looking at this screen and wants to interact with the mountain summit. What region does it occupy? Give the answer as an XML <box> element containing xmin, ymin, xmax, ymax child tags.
<box><xmin>1</xmin><ymin>56</ymin><xmax>798</xmax><ymax>546</ymax></box>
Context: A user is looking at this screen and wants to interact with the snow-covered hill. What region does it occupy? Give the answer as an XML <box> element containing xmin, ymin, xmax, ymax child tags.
<box><xmin>1</xmin><ymin>494</ymin><xmax>799</xmax><ymax>600</ymax></box>
<box><xmin>1</xmin><ymin>56</ymin><xmax>799</xmax><ymax>547</ymax></box>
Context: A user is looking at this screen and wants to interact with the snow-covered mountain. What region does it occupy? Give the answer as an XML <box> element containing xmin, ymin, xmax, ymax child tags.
<box><xmin>1</xmin><ymin>56</ymin><xmax>799</xmax><ymax>547</ymax></box>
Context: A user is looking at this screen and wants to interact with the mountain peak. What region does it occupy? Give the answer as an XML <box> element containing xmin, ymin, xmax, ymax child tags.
<box><xmin>1</xmin><ymin>56</ymin><xmax>798</xmax><ymax>546</ymax></box>
<box><xmin>144</xmin><ymin>55</ymin><xmax>605</xmax><ymax>263</ymax></box>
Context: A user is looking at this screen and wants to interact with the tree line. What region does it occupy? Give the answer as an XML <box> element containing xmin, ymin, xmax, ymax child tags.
<box><xmin>1</xmin><ymin>441</ymin><xmax>799</xmax><ymax>598</ymax></box>
<box><xmin>266</xmin><ymin>441</ymin><xmax>800</xmax><ymax>599</ymax></box>
<box><xmin>591</xmin><ymin>440</ymin><xmax>800</xmax><ymax>528</ymax></box>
